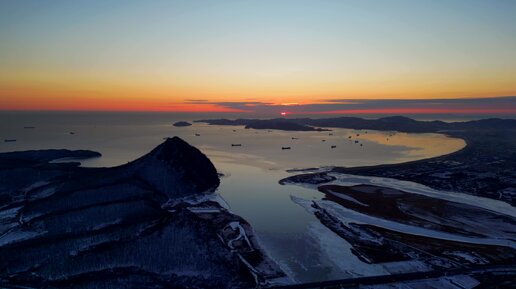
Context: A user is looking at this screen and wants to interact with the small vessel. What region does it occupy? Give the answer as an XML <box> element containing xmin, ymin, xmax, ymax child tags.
<box><xmin>231</xmin><ymin>144</ymin><xmax>242</xmax><ymax>147</ymax></box>
<box><xmin>69</xmin><ymin>132</ymin><xmax>75</xmax><ymax>135</ymax></box>
<box><xmin>328</xmin><ymin>133</ymin><xmax>333</xmax><ymax>136</ymax></box>
<box><xmin>356</xmin><ymin>133</ymin><xmax>360</xmax><ymax>136</ymax></box>
<box><xmin>233</xmin><ymin>130</ymin><xmax>236</xmax><ymax>132</ymax></box>
<box><xmin>291</xmin><ymin>137</ymin><xmax>299</xmax><ymax>140</ymax></box>
<box><xmin>360</xmin><ymin>144</ymin><xmax>363</xmax><ymax>147</ymax></box>
<box><xmin>331</xmin><ymin>145</ymin><xmax>336</xmax><ymax>149</ymax></box>
<box><xmin>354</xmin><ymin>140</ymin><xmax>359</xmax><ymax>143</ymax></box>
<box><xmin>23</xmin><ymin>126</ymin><xmax>35</xmax><ymax>129</ymax></box>
<box><xmin>195</xmin><ymin>133</ymin><xmax>200</xmax><ymax>136</ymax></box>
<box><xmin>322</xmin><ymin>139</ymin><xmax>326</xmax><ymax>142</ymax></box>
<box><xmin>281</xmin><ymin>146</ymin><xmax>291</xmax><ymax>150</ymax></box>
<box><xmin>4</xmin><ymin>139</ymin><xmax>16</xmax><ymax>142</ymax></box>
<box><xmin>348</xmin><ymin>136</ymin><xmax>352</xmax><ymax>139</ymax></box>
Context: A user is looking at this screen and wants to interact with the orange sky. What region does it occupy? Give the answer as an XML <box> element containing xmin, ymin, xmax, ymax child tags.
<box><xmin>1</xmin><ymin>77</ymin><xmax>515</xmax><ymax>112</ymax></box>
<box><xmin>1</xmin><ymin>1</ymin><xmax>516</xmax><ymax>113</ymax></box>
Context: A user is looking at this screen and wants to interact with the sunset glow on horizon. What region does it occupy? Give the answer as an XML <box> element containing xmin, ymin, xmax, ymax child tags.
<box><xmin>1</xmin><ymin>1</ymin><xmax>516</xmax><ymax>114</ymax></box>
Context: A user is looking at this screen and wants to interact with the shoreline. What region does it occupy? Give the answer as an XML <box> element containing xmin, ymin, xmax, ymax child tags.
<box><xmin>329</xmin><ymin>130</ymin><xmax>469</xmax><ymax>174</ymax></box>
<box><xmin>284</xmin><ymin>129</ymin><xmax>516</xmax><ymax>205</ymax></box>
<box><xmin>278</xmin><ymin>130</ymin><xmax>516</xmax><ymax>284</ymax></box>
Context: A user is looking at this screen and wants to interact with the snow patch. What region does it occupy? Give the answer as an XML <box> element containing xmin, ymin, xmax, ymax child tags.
<box><xmin>328</xmin><ymin>190</ymin><xmax>369</xmax><ymax>207</ymax></box>
<box><xmin>306</xmin><ymin>221</ymin><xmax>388</xmax><ymax>277</ymax></box>
<box><xmin>326</xmin><ymin>173</ymin><xmax>516</xmax><ymax>218</ymax></box>
<box><xmin>317</xmin><ymin>199</ymin><xmax>516</xmax><ymax>249</ymax></box>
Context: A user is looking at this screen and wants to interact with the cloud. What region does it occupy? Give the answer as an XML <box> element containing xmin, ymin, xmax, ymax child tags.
<box><xmin>191</xmin><ymin>96</ymin><xmax>516</xmax><ymax>115</ymax></box>
<box><xmin>184</xmin><ymin>99</ymin><xmax>209</xmax><ymax>103</ymax></box>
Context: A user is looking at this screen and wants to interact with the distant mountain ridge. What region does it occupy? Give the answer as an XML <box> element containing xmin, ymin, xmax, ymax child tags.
<box><xmin>197</xmin><ymin>116</ymin><xmax>516</xmax><ymax>133</ymax></box>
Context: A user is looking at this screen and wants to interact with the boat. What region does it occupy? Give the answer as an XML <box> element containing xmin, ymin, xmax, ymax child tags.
<box><xmin>23</xmin><ymin>126</ymin><xmax>35</xmax><ymax>129</ymax></box>
<box><xmin>291</xmin><ymin>137</ymin><xmax>299</xmax><ymax>140</ymax></box>
<box><xmin>231</xmin><ymin>144</ymin><xmax>242</xmax><ymax>147</ymax></box>
<box><xmin>4</xmin><ymin>139</ymin><xmax>16</xmax><ymax>142</ymax></box>
<box><xmin>281</xmin><ymin>146</ymin><xmax>291</xmax><ymax>150</ymax></box>
<box><xmin>195</xmin><ymin>133</ymin><xmax>200</xmax><ymax>136</ymax></box>
<box><xmin>331</xmin><ymin>145</ymin><xmax>336</xmax><ymax>149</ymax></box>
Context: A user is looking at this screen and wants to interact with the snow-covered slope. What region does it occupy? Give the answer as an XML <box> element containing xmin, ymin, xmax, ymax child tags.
<box><xmin>0</xmin><ymin>137</ymin><xmax>285</xmax><ymax>289</ymax></box>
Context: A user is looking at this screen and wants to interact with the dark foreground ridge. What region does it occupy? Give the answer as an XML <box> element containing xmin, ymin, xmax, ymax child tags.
<box><xmin>196</xmin><ymin>116</ymin><xmax>516</xmax><ymax>133</ymax></box>
<box><xmin>0</xmin><ymin>137</ymin><xmax>285</xmax><ymax>289</ymax></box>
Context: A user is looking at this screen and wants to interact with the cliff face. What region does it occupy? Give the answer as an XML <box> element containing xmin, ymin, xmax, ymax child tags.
<box><xmin>0</xmin><ymin>137</ymin><xmax>284</xmax><ymax>289</ymax></box>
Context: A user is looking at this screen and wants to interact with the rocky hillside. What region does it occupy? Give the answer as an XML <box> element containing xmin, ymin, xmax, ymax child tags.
<box><xmin>0</xmin><ymin>137</ymin><xmax>285</xmax><ymax>289</ymax></box>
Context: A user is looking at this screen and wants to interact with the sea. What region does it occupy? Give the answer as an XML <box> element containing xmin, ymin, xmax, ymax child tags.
<box><xmin>0</xmin><ymin>111</ymin><xmax>466</xmax><ymax>282</ymax></box>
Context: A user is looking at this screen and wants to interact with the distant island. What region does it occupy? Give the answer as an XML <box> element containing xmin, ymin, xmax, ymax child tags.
<box><xmin>195</xmin><ymin>118</ymin><xmax>329</xmax><ymax>131</ymax></box>
<box><xmin>0</xmin><ymin>137</ymin><xmax>285</xmax><ymax>288</ymax></box>
<box><xmin>196</xmin><ymin>116</ymin><xmax>516</xmax><ymax>133</ymax></box>
<box><xmin>173</xmin><ymin>121</ymin><xmax>192</xmax><ymax>127</ymax></box>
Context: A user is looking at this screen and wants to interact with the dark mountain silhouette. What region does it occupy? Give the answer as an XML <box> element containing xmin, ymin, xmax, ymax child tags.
<box><xmin>197</xmin><ymin>116</ymin><xmax>516</xmax><ymax>133</ymax></box>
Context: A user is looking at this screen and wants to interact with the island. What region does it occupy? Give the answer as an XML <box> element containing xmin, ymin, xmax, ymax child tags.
<box><xmin>195</xmin><ymin>118</ymin><xmax>329</xmax><ymax>131</ymax></box>
<box><xmin>173</xmin><ymin>121</ymin><xmax>192</xmax><ymax>127</ymax></box>
<box><xmin>0</xmin><ymin>137</ymin><xmax>286</xmax><ymax>288</ymax></box>
<box><xmin>196</xmin><ymin>116</ymin><xmax>516</xmax><ymax>133</ymax></box>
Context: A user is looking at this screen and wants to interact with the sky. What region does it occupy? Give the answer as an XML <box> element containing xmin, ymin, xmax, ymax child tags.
<box><xmin>0</xmin><ymin>0</ymin><xmax>516</xmax><ymax>115</ymax></box>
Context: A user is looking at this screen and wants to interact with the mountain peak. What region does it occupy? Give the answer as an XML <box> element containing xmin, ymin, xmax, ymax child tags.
<box><xmin>132</xmin><ymin>136</ymin><xmax>220</xmax><ymax>198</ymax></box>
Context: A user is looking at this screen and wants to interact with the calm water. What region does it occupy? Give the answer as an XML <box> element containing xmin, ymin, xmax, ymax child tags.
<box><xmin>0</xmin><ymin>112</ymin><xmax>465</xmax><ymax>282</ymax></box>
